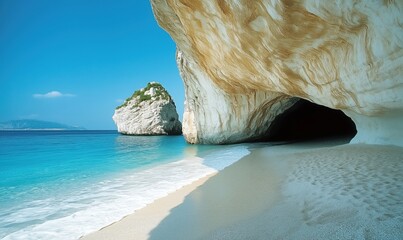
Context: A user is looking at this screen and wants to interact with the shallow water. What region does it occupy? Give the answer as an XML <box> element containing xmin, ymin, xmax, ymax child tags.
<box><xmin>0</xmin><ymin>131</ymin><xmax>249</xmax><ymax>239</ymax></box>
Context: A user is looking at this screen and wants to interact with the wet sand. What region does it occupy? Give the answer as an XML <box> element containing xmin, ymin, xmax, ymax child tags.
<box><xmin>82</xmin><ymin>140</ymin><xmax>403</xmax><ymax>240</ymax></box>
<box><xmin>81</xmin><ymin>173</ymin><xmax>215</xmax><ymax>240</ymax></box>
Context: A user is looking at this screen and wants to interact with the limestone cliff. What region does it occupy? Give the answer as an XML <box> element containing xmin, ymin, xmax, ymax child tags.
<box><xmin>151</xmin><ymin>0</ymin><xmax>403</xmax><ymax>145</ymax></box>
<box><xmin>113</xmin><ymin>82</ymin><xmax>182</xmax><ymax>135</ymax></box>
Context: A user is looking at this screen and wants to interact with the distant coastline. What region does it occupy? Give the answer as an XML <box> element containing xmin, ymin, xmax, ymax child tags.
<box><xmin>0</xmin><ymin>129</ymin><xmax>85</xmax><ymax>131</ymax></box>
<box><xmin>0</xmin><ymin>129</ymin><xmax>117</xmax><ymax>133</ymax></box>
<box><xmin>0</xmin><ymin>119</ymin><xmax>86</xmax><ymax>131</ymax></box>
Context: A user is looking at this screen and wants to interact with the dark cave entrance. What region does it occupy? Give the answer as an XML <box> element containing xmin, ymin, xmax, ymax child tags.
<box><xmin>266</xmin><ymin>99</ymin><xmax>357</xmax><ymax>142</ymax></box>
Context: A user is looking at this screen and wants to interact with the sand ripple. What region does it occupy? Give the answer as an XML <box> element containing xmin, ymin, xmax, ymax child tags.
<box><xmin>269</xmin><ymin>144</ymin><xmax>403</xmax><ymax>239</ymax></box>
<box><xmin>205</xmin><ymin>143</ymin><xmax>403</xmax><ymax>240</ymax></box>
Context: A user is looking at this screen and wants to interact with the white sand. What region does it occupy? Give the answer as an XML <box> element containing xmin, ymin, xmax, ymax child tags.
<box><xmin>82</xmin><ymin>140</ymin><xmax>403</xmax><ymax>240</ymax></box>
<box><xmin>149</xmin><ymin>141</ymin><xmax>403</xmax><ymax>240</ymax></box>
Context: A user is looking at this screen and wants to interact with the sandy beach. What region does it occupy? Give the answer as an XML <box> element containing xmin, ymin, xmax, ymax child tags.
<box><xmin>82</xmin><ymin>139</ymin><xmax>403</xmax><ymax>240</ymax></box>
<box><xmin>81</xmin><ymin>173</ymin><xmax>215</xmax><ymax>240</ymax></box>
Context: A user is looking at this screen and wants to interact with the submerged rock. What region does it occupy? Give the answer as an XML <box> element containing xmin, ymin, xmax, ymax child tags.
<box><xmin>151</xmin><ymin>0</ymin><xmax>403</xmax><ymax>145</ymax></box>
<box><xmin>113</xmin><ymin>82</ymin><xmax>182</xmax><ymax>135</ymax></box>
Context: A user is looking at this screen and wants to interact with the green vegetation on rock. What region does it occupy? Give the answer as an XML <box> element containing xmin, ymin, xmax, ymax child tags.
<box><xmin>116</xmin><ymin>82</ymin><xmax>172</xmax><ymax>109</ymax></box>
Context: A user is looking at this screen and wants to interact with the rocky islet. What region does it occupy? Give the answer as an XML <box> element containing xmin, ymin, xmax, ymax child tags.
<box><xmin>113</xmin><ymin>82</ymin><xmax>182</xmax><ymax>135</ymax></box>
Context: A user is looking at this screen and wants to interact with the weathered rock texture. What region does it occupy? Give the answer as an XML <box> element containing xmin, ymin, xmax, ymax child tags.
<box><xmin>151</xmin><ymin>0</ymin><xmax>403</xmax><ymax>145</ymax></box>
<box><xmin>113</xmin><ymin>82</ymin><xmax>182</xmax><ymax>135</ymax></box>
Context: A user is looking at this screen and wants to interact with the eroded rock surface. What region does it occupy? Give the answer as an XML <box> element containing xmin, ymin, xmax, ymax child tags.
<box><xmin>151</xmin><ymin>0</ymin><xmax>403</xmax><ymax>145</ymax></box>
<box><xmin>113</xmin><ymin>82</ymin><xmax>182</xmax><ymax>135</ymax></box>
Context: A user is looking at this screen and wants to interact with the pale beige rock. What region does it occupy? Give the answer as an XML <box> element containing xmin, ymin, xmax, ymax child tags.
<box><xmin>151</xmin><ymin>0</ymin><xmax>403</xmax><ymax>145</ymax></box>
<box><xmin>177</xmin><ymin>50</ymin><xmax>296</xmax><ymax>144</ymax></box>
<box><xmin>113</xmin><ymin>82</ymin><xmax>182</xmax><ymax>135</ymax></box>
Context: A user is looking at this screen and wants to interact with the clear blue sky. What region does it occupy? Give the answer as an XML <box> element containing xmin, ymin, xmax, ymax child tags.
<box><xmin>0</xmin><ymin>0</ymin><xmax>184</xmax><ymax>130</ymax></box>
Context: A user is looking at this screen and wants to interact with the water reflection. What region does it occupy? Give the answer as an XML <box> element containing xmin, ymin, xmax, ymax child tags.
<box><xmin>113</xmin><ymin>135</ymin><xmax>188</xmax><ymax>168</ymax></box>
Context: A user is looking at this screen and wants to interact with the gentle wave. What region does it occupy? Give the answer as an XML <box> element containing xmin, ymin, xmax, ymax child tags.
<box><xmin>2</xmin><ymin>146</ymin><xmax>249</xmax><ymax>240</ymax></box>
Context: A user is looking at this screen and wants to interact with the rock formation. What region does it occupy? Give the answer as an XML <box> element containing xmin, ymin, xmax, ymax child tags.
<box><xmin>151</xmin><ymin>0</ymin><xmax>403</xmax><ymax>146</ymax></box>
<box><xmin>113</xmin><ymin>82</ymin><xmax>182</xmax><ymax>135</ymax></box>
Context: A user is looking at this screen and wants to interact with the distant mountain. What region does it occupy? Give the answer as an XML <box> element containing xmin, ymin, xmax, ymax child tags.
<box><xmin>0</xmin><ymin>119</ymin><xmax>86</xmax><ymax>130</ymax></box>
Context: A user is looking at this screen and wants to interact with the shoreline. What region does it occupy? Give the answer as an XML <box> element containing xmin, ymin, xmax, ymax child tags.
<box><xmin>79</xmin><ymin>145</ymin><xmax>251</xmax><ymax>240</ymax></box>
<box><xmin>0</xmin><ymin>133</ymin><xmax>250</xmax><ymax>240</ymax></box>
<box><xmin>82</xmin><ymin>140</ymin><xmax>403</xmax><ymax>240</ymax></box>
<box><xmin>80</xmin><ymin>173</ymin><xmax>216</xmax><ymax>240</ymax></box>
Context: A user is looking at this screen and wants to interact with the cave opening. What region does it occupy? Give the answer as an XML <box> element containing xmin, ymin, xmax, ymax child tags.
<box><xmin>266</xmin><ymin>99</ymin><xmax>357</xmax><ymax>142</ymax></box>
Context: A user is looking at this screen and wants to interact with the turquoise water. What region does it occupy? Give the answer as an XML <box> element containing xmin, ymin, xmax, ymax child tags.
<box><xmin>0</xmin><ymin>131</ymin><xmax>250</xmax><ymax>239</ymax></box>
<box><xmin>1</xmin><ymin>131</ymin><xmax>186</xmax><ymax>208</ymax></box>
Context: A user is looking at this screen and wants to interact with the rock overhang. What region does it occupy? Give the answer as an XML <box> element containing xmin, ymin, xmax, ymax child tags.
<box><xmin>151</xmin><ymin>0</ymin><xmax>403</xmax><ymax>145</ymax></box>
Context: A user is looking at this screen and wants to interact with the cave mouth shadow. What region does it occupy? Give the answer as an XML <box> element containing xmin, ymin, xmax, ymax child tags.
<box><xmin>264</xmin><ymin>99</ymin><xmax>357</xmax><ymax>143</ymax></box>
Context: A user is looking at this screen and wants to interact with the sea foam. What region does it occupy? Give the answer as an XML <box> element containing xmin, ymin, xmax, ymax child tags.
<box><xmin>2</xmin><ymin>145</ymin><xmax>249</xmax><ymax>240</ymax></box>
